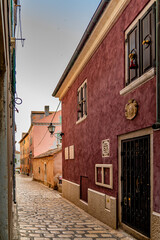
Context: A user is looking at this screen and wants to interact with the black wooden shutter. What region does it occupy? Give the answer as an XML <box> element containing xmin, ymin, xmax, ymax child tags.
<box><xmin>77</xmin><ymin>90</ymin><xmax>80</xmax><ymax>120</ymax></box>
<box><xmin>81</xmin><ymin>87</ymin><xmax>83</xmax><ymax>117</ymax></box>
<box><xmin>84</xmin><ymin>83</ymin><xmax>87</xmax><ymax>115</ymax></box>
<box><xmin>141</xmin><ymin>9</ymin><xmax>152</xmax><ymax>73</ymax></box>
<box><xmin>127</xmin><ymin>24</ymin><xmax>139</xmax><ymax>83</ymax></box>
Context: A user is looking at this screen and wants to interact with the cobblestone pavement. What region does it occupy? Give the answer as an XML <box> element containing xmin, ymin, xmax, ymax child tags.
<box><xmin>14</xmin><ymin>174</ymin><xmax>136</xmax><ymax>240</ymax></box>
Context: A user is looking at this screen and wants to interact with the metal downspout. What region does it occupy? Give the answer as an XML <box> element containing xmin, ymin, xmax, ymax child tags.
<box><xmin>11</xmin><ymin>0</ymin><xmax>16</xmax><ymax>203</ymax></box>
<box><xmin>152</xmin><ymin>0</ymin><xmax>160</xmax><ymax>129</ymax></box>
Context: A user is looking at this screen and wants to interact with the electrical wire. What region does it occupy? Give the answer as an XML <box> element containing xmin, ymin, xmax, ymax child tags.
<box><xmin>34</xmin><ymin>101</ymin><xmax>61</xmax><ymax>149</ymax></box>
<box><xmin>50</xmin><ymin>101</ymin><xmax>61</xmax><ymax>123</ymax></box>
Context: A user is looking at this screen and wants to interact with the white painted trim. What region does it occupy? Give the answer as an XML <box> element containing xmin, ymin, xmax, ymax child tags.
<box><xmin>77</xmin><ymin>79</ymin><xmax>87</xmax><ymax>92</ymax></box>
<box><xmin>80</xmin><ymin>199</ymin><xmax>88</xmax><ymax>206</ymax></box>
<box><xmin>120</xmin><ymin>68</ymin><xmax>155</xmax><ymax>95</ymax></box>
<box><xmin>118</xmin><ymin>128</ymin><xmax>153</xmax><ymax>239</ymax></box>
<box><xmin>95</xmin><ymin>164</ymin><xmax>113</xmax><ymax>189</ymax></box>
<box><xmin>152</xmin><ymin>211</ymin><xmax>160</xmax><ymax>217</ymax></box>
<box><xmin>76</xmin><ymin>114</ymin><xmax>87</xmax><ymax>125</ymax></box>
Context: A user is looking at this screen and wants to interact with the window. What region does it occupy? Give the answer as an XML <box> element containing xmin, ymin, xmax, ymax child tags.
<box><xmin>77</xmin><ymin>80</ymin><xmax>87</xmax><ymax>122</ymax></box>
<box><xmin>30</xmin><ymin>137</ymin><xmax>32</xmax><ymax>146</ymax></box>
<box><xmin>95</xmin><ymin>164</ymin><xmax>113</xmax><ymax>189</ymax></box>
<box><xmin>64</xmin><ymin>145</ymin><xmax>74</xmax><ymax>160</ymax></box>
<box><xmin>126</xmin><ymin>3</ymin><xmax>155</xmax><ymax>86</ymax></box>
<box><xmin>65</xmin><ymin>147</ymin><xmax>69</xmax><ymax>160</ymax></box>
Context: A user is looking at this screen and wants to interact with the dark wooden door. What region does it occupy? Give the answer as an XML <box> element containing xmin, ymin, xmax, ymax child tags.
<box><xmin>80</xmin><ymin>176</ymin><xmax>88</xmax><ymax>202</ymax></box>
<box><xmin>121</xmin><ymin>135</ymin><xmax>150</xmax><ymax>237</ymax></box>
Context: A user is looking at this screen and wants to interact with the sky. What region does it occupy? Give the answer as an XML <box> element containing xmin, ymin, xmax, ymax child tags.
<box><xmin>15</xmin><ymin>0</ymin><xmax>101</xmax><ymax>150</ymax></box>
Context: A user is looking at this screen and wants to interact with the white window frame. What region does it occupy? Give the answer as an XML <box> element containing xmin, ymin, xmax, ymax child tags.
<box><xmin>120</xmin><ymin>0</ymin><xmax>156</xmax><ymax>96</ymax></box>
<box><xmin>76</xmin><ymin>79</ymin><xmax>87</xmax><ymax>124</ymax></box>
<box><xmin>95</xmin><ymin>164</ymin><xmax>113</xmax><ymax>189</ymax></box>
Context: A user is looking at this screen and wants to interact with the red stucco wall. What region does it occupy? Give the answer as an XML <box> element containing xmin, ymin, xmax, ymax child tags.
<box><xmin>62</xmin><ymin>0</ymin><xmax>158</xmax><ymax>209</ymax></box>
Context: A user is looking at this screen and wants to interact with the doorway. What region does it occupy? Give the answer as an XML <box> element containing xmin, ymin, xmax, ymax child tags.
<box><xmin>121</xmin><ymin>135</ymin><xmax>150</xmax><ymax>237</ymax></box>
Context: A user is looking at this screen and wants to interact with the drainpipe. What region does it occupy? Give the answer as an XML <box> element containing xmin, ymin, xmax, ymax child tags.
<box><xmin>152</xmin><ymin>0</ymin><xmax>160</xmax><ymax>129</ymax></box>
<box><xmin>12</xmin><ymin>47</ymin><xmax>16</xmax><ymax>204</ymax></box>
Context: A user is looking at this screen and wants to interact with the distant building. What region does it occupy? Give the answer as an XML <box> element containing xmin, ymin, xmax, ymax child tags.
<box><xmin>19</xmin><ymin>106</ymin><xmax>62</xmax><ymax>176</ymax></box>
<box><xmin>19</xmin><ymin>132</ymin><xmax>30</xmax><ymax>175</ymax></box>
<box><xmin>15</xmin><ymin>151</ymin><xmax>20</xmax><ymax>173</ymax></box>
<box><xmin>53</xmin><ymin>0</ymin><xmax>160</xmax><ymax>239</ymax></box>
<box><xmin>33</xmin><ymin>147</ymin><xmax>62</xmax><ymax>191</ymax></box>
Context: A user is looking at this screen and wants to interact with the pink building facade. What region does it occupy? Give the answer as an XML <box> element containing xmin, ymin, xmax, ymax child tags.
<box><xmin>19</xmin><ymin>107</ymin><xmax>62</xmax><ymax>175</ymax></box>
<box><xmin>53</xmin><ymin>0</ymin><xmax>160</xmax><ymax>239</ymax></box>
<box><xmin>31</xmin><ymin>109</ymin><xmax>62</xmax><ymax>157</ymax></box>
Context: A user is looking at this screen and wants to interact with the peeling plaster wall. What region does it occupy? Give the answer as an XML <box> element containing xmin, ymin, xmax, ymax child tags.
<box><xmin>0</xmin><ymin>71</ymin><xmax>9</xmax><ymax>240</ymax></box>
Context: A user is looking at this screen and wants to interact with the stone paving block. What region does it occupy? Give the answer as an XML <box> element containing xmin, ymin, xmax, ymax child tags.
<box><xmin>49</xmin><ymin>231</ymin><xmax>60</xmax><ymax>234</ymax></box>
<box><xmin>85</xmin><ymin>234</ymin><xmax>99</xmax><ymax>237</ymax></box>
<box><xmin>29</xmin><ymin>233</ymin><xmax>41</xmax><ymax>237</ymax></box>
<box><xmin>58</xmin><ymin>234</ymin><xmax>73</xmax><ymax>238</ymax></box>
<box><xmin>43</xmin><ymin>233</ymin><xmax>54</xmax><ymax>237</ymax></box>
<box><xmin>101</xmin><ymin>234</ymin><xmax>116</xmax><ymax>238</ymax></box>
<box><xmin>88</xmin><ymin>231</ymin><xmax>109</xmax><ymax>234</ymax></box>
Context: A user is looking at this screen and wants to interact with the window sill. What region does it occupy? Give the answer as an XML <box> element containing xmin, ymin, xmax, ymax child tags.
<box><xmin>120</xmin><ymin>68</ymin><xmax>155</xmax><ymax>96</ymax></box>
<box><xmin>76</xmin><ymin>115</ymin><xmax>87</xmax><ymax>125</ymax></box>
<box><xmin>95</xmin><ymin>182</ymin><xmax>113</xmax><ymax>189</ymax></box>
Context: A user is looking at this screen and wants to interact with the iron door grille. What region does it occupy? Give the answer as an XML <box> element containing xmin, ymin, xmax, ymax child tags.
<box><xmin>121</xmin><ymin>135</ymin><xmax>150</xmax><ymax>237</ymax></box>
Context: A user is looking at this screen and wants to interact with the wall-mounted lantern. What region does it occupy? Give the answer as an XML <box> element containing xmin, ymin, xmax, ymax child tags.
<box><xmin>48</xmin><ymin>123</ymin><xmax>55</xmax><ymax>135</ymax></box>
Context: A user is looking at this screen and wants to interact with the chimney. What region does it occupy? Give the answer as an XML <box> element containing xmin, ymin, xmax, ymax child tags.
<box><xmin>44</xmin><ymin>106</ymin><xmax>49</xmax><ymax>116</ymax></box>
<box><xmin>22</xmin><ymin>132</ymin><xmax>26</xmax><ymax>138</ymax></box>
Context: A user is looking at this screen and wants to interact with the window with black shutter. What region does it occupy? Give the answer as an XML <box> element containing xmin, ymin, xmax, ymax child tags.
<box><xmin>126</xmin><ymin>3</ymin><xmax>155</xmax><ymax>86</ymax></box>
<box><xmin>127</xmin><ymin>24</ymin><xmax>139</xmax><ymax>84</ymax></box>
<box><xmin>77</xmin><ymin>80</ymin><xmax>87</xmax><ymax>122</ymax></box>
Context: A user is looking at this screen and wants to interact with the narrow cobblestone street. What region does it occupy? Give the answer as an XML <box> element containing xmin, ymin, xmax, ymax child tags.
<box><xmin>14</xmin><ymin>175</ymin><xmax>136</xmax><ymax>240</ymax></box>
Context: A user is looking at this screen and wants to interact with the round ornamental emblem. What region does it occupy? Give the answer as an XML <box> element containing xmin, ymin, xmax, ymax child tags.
<box><xmin>125</xmin><ymin>99</ymin><xmax>138</xmax><ymax>120</ymax></box>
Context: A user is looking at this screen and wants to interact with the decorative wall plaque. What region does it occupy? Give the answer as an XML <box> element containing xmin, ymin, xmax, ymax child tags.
<box><xmin>102</xmin><ymin>139</ymin><xmax>110</xmax><ymax>157</ymax></box>
<box><xmin>125</xmin><ymin>99</ymin><xmax>138</xmax><ymax>120</ymax></box>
